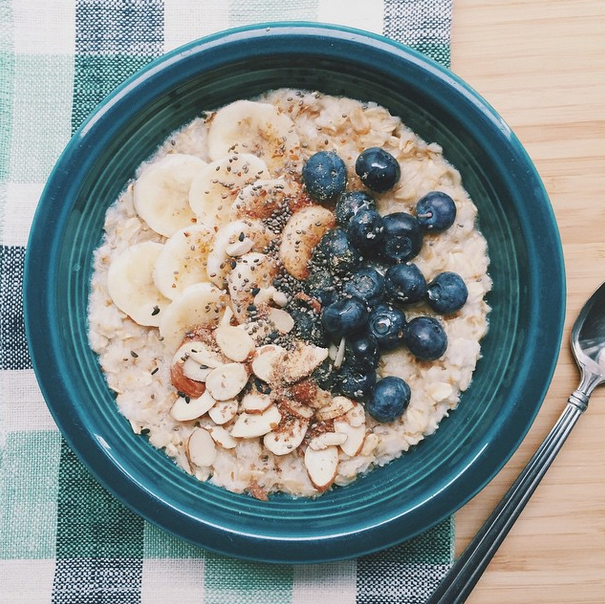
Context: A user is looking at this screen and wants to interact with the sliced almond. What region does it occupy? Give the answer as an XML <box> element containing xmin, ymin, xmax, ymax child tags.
<box><xmin>290</xmin><ymin>381</ymin><xmax>333</xmax><ymax>410</ymax></box>
<box><xmin>170</xmin><ymin>390</ymin><xmax>217</xmax><ymax>422</ymax></box>
<box><xmin>308</xmin><ymin>431</ymin><xmax>348</xmax><ymax>451</ymax></box>
<box><xmin>230</xmin><ymin>405</ymin><xmax>282</xmax><ymax>438</ymax></box>
<box><xmin>207</xmin><ymin>398</ymin><xmax>239</xmax><ymax>425</ymax></box>
<box><xmin>308</xmin><ymin>386</ymin><xmax>335</xmax><ymax>410</ymax></box>
<box><xmin>333</xmin><ymin>420</ymin><xmax>366</xmax><ymax>457</ymax></box>
<box><xmin>263</xmin><ymin>416</ymin><xmax>309</xmax><ymax>456</ymax></box>
<box><xmin>214</xmin><ymin>325</ymin><xmax>255</xmax><ymax>362</ymax></box>
<box><xmin>172</xmin><ymin>340</ymin><xmax>224</xmax><ymax>369</ymax></box>
<box><xmin>205</xmin><ymin>363</ymin><xmax>249</xmax><ymax>400</ymax></box>
<box><xmin>315</xmin><ymin>396</ymin><xmax>356</xmax><ymax>421</ymax></box>
<box><xmin>279</xmin><ymin>397</ymin><xmax>315</xmax><ymax>420</ymax></box>
<box><xmin>241</xmin><ymin>392</ymin><xmax>273</xmax><ymax>413</ymax></box>
<box><xmin>225</xmin><ymin>237</ymin><xmax>254</xmax><ymax>257</ymax></box>
<box><xmin>281</xmin><ymin>343</ymin><xmax>329</xmax><ymax>383</ymax></box>
<box><xmin>182</xmin><ymin>358</ymin><xmax>213</xmax><ymax>382</ymax></box>
<box><xmin>360</xmin><ymin>432</ymin><xmax>379</xmax><ymax>456</ymax></box>
<box><xmin>170</xmin><ymin>362</ymin><xmax>206</xmax><ymax>399</ymax></box>
<box><xmin>220</xmin><ymin>305</ymin><xmax>234</xmax><ymax>327</ymax></box>
<box><xmin>344</xmin><ymin>402</ymin><xmax>366</xmax><ymax>428</ymax></box>
<box><xmin>272</xmin><ymin>290</ymin><xmax>288</xmax><ymax>307</ymax></box>
<box><xmin>253</xmin><ymin>286</ymin><xmax>277</xmax><ymax>306</ymax></box>
<box><xmin>209</xmin><ymin>426</ymin><xmax>238</xmax><ymax>449</ymax></box>
<box><xmin>251</xmin><ymin>344</ymin><xmax>286</xmax><ymax>383</ymax></box>
<box><xmin>334</xmin><ymin>336</ymin><xmax>346</xmax><ymax>369</ymax></box>
<box><xmin>267</xmin><ymin>307</ymin><xmax>295</xmax><ymax>334</ymax></box>
<box><xmin>304</xmin><ymin>445</ymin><xmax>339</xmax><ymax>492</ymax></box>
<box><xmin>186</xmin><ymin>427</ymin><xmax>217</xmax><ymax>467</ymax></box>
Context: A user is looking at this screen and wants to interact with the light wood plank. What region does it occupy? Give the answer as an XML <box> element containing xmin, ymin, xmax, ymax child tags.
<box><xmin>451</xmin><ymin>0</ymin><xmax>605</xmax><ymax>601</ymax></box>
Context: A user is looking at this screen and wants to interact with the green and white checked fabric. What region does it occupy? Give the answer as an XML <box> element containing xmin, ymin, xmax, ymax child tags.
<box><xmin>0</xmin><ymin>1</ymin><xmax>453</xmax><ymax>602</ymax></box>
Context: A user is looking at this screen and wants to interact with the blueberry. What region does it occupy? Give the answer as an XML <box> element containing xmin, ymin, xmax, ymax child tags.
<box><xmin>404</xmin><ymin>316</ymin><xmax>448</xmax><ymax>360</ymax></box>
<box><xmin>315</xmin><ymin>228</ymin><xmax>361</xmax><ymax>275</ymax></box>
<box><xmin>384</xmin><ymin>263</ymin><xmax>427</xmax><ymax>305</ymax></box>
<box><xmin>345</xmin><ymin>333</ymin><xmax>381</xmax><ymax>369</ymax></box>
<box><xmin>343</xmin><ymin>266</ymin><xmax>385</xmax><ymax>306</ymax></box>
<box><xmin>426</xmin><ymin>271</ymin><xmax>468</xmax><ymax>314</ymax></box>
<box><xmin>321</xmin><ymin>297</ymin><xmax>369</xmax><ymax>339</ymax></box>
<box><xmin>380</xmin><ymin>212</ymin><xmax>423</xmax><ymax>263</ymax></box>
<box><xmin>335</xmin><ymin>191</ymin><xmax>376</xmax><ymax>225</ymax></box>
<box><xmin>355</xmin><ymin>147</ymin><xmax>401</xmax><ymax>193</ymax></box>
<box><xmin>336</xmin><ymin>364</ymin><xmax>377</xmax><ymax>400</ymax></box>
<box><xmin>312</xmin><ymin>359</ymin><xmax>337</xmax><ymax>391</ymax></box>
<box><xmin>305</xmin><ymin>271</ymin><xmax>337</xmax><ymax>307</ymax></box>
<box><xmin>302</xmin><ymin>151</ymin><xmax>347</xmax><ymax>201</ymax></box>
<box><xmin>416</xmin><ymin>191</ymin><xmax>457</xmax><ymax>232</ymax></box>
<box><xmin>368</xmin><ymin>303</ymin><xmax>406</xmax><ymax>350</ymax></box>
<box><xmin>347</xmin><ymin>209</ymin><xmax>384</xmax><ymax>252</ymax></box>
<box><xmin>367</xmin><ymin>376</ymin><xmax>411</xmax><ymax>422</ymax></box>
<box><xmin>289</xmin><ymin>305</ymin><xmax>327</xmax><ymax>346</ymax></box>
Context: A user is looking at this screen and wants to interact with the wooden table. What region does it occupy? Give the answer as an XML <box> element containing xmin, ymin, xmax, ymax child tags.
<box><xmin>452</xmin><ymin>1</ymin><xmax>605</xmax><ymax>602</ymax></box>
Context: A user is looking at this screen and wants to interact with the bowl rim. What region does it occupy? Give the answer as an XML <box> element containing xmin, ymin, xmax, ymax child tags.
<box><xmin>24</xmin><ymin>21</ymin><xmax>566</xmax><ymax>563</ymax></box>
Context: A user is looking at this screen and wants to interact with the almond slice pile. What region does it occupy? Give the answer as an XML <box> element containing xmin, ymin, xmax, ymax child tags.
<box><xmin>166</xmin><ymin>305</ymin><xmax>369</xmax><ymax>495</ymax></box>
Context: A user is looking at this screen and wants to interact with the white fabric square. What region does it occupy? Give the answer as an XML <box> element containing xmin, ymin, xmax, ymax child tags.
<box><xmin>12</xmin><ymin>0</ymin><xmax>76</xmax><ymax>56</ymax></box>
<box><xmin>0</xmin><ymin>559</ymin><xmax>57</xmax><ymax>604</ymax></box>
<box><xmin>292</xmin><ymin>560</ymin><xmax>357</xmax><ymax>604</ymax></box>
<box><xmin>318</xmin><ymin>0</ymin><xmax>384</xmax><ymax>34</ymax></box>
<box><xmin>0</xmin><ymin>369</ymin><xmax>58</xmax><ymax>434</ymax></box>
<box><xmin>141</xmin><ymin>557</ymin><xmax>205</xmax><ymax>603</ymax></box>
<box><xmin>163</xmin><ymin>1</ymin><xmax>230</xmax><ymax>52</ymax></box>
<box><xmin>1</xmin><ymin>183</ymin><xmax>43</xmax><ymax>247</ymax></box>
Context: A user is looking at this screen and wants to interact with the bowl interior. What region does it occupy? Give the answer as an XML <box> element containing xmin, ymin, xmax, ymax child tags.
<box><xmin>25</xmin><ymin>24</ymin><xmax>564</xmax><ymax>563</ymax></box>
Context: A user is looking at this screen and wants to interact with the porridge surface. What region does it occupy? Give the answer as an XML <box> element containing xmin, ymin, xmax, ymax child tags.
<box><xmin>88</xmin><ymin>89</ymin><xmax>491</xmax><ymax>498</ymax></box>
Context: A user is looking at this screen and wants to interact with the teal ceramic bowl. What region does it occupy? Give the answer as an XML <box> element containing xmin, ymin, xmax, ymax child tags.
<box><xmin>24</xmin><ymin>23</ymin><xmax>565</xmax><ymax>563</ymax></box>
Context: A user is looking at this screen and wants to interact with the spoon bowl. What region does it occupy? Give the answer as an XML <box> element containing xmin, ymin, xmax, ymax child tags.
<box><xmin>428</xmin><ymin>279</ymin><xmax>605</xmax><ymax>603</ymax></box>
<box><xmin>572</xmin><ymin>282</ymin><xmax>605</xmax><ymax>395</ymax></box>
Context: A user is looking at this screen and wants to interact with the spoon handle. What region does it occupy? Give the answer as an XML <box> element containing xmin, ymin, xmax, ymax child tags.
<box><xmin>426</xmin><ymin>393</ymin><xmax>589</xmax><ymax>604</ymax></box>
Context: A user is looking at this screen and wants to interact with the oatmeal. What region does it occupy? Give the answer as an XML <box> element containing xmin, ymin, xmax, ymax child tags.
<box><xmin>88</xmin><ymin>89</ymin><xmax>491</xmax><ymax>498</ymax></box>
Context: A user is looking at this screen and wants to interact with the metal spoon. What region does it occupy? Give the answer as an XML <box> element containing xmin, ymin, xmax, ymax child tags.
<box><xmin>427</xmin><ymin>281</ymin><xmax>605</xmax><ymax>604</ymax></box>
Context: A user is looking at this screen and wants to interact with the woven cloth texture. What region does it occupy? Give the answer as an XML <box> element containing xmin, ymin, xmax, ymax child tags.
<box><xmin>0</xmin><ymin>1</ymin><xmax>453</xmax><ymax>602</ymax></box>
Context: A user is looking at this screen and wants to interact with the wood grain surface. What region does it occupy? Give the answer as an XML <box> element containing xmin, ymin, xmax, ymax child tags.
<box><xmin>451</xmin><ymin>0</ymin><xmax>605</xmax><ymax>602</ymax></box>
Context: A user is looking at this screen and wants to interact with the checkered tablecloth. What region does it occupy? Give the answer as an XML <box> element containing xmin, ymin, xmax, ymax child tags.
<box><xmin>0</xmin><ymin>2</ymin><xmax>454</xmax><ymax>602</ymax></box>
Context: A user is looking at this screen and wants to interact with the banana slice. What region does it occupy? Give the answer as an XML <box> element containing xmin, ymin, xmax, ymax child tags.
<box><xmin>107</xmin><ymin>241</ymin><xmax>170</xmax><ymax>327</ymax></box>
<box><xmin>279</xmin><ymin>205</ymin><xmax>336</xmax><ymax>279</ymax></box>
<box><xmin>189</xmin><ymin>153</ymin><xmax>268</xmax><ymax>230</ymax></box>
<box><xmin>205</xmin><ymin>219</ymin><xmax>272</xmax><ymax>288</ymax></box>
<box><xmin>227</xmin><ymin>252</ymin><xmax>278</xmax><ymax>322</ymax></box>
<box><xmin>207</xmin><ymin>100</ymin><xmax>301</xmax><ymax>174</ymax></box>
<box><xmin>232</xmin><ymin>178</ymin><xmax>302</xmax><ymax>220</ymax></box>
<box><xmin>133</xmin><ymin>153</ymin><xmax>206</xmax><ymax>237</ymax></box>
<box><xmin>159</xmin><ymin>282</ymin><xmax>229</xmax><ymax>351</ymax></box>
<box><xmin>153</xmin><ymin>224</ymin><xmax>214</xmax><ymax>299</ymax></box>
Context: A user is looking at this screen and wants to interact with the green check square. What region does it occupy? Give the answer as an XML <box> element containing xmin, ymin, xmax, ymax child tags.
<box><xmin>143</xmin><ymin>521</ymin><xmax>206</xmax><ymax>559</ymax></box>
<box><xmin>0</xmin><ymin>430</ymin><xmax>62</xmax><ymax>559</ymax></box>
<box><xmin>0</xmin><ymin>50</ymin><xmax>15</xmax><ymax>183</ymax></box>
<box><xmin>411</xmin><ymin>42</ymin><xmax>451</xmax><ymax>69</ymax></box>
<box><xmin>8</xmin><ymin>54</ymin><xmax>74</xmax><ymax>184</ymax></box>
<box><xmin>55</xmin><ymin>441</ymin><xmax>145</xmax><ymax>559</ymax></box>
<box><xmin>204</xmin><ymin>552</ymin><xmax>294</xmax><ymax>604</ymax></box>
<box><xmin>71</xmin><ymin>55</ymin><xmax>156</xmax><ymax>134</ymax></box>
